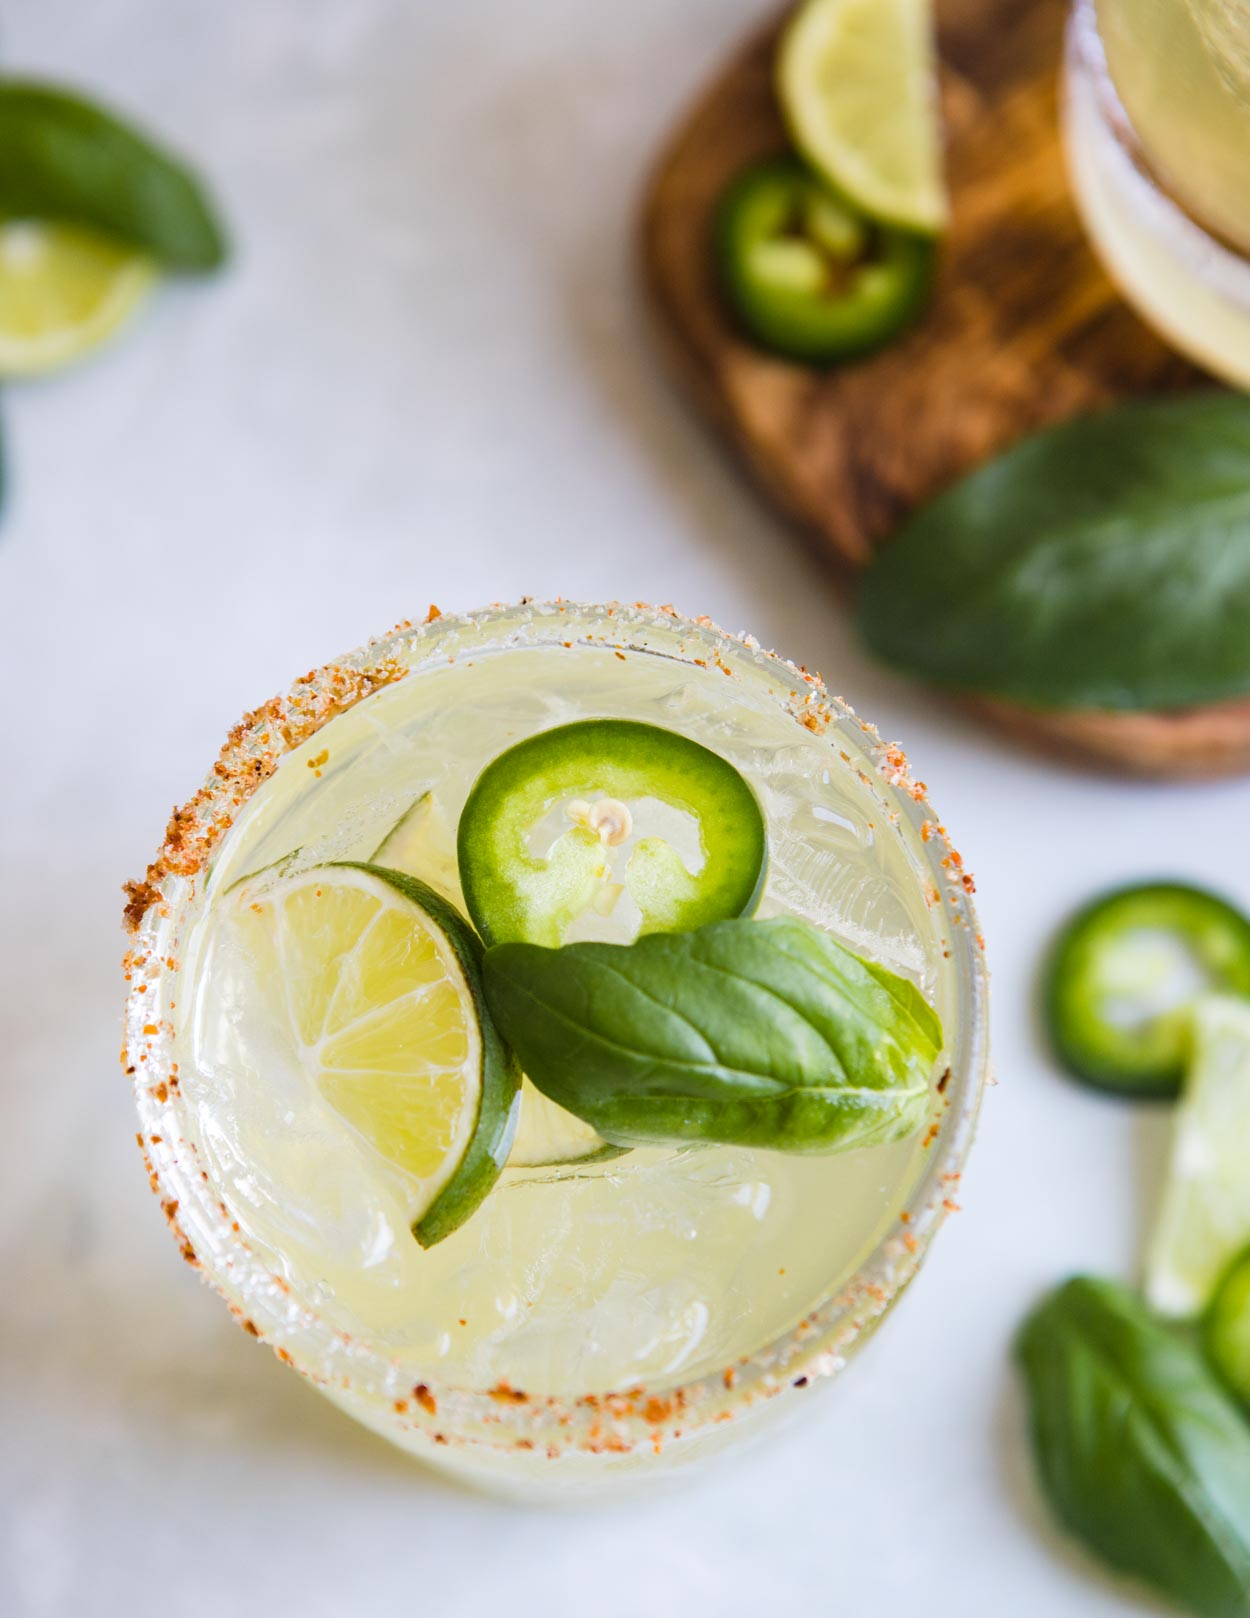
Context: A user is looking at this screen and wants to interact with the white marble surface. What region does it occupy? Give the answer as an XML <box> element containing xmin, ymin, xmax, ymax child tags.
<box><xmin>1</xmin><ymin>2</ymin><xmax>1246</xmax><ymax>1613</ymax></box>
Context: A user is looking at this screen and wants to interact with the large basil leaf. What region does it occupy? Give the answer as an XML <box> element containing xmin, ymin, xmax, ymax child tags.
<box><xmin>0</xmin><ymin>84</ymin><xmax>226</xmax><ymax>269</ymax></box>
<box><xmin>1017</xmin><ymin>1277</ymin><xmax>1250</xmax><ymax>1618</ymax></box>
<box><xmin>857</xmin><ymin>394</ymin><xmax>1250</xmax><ymax>712</ymax></box>
<box><xmin>482</xmin><ymin>916</ymin><xmax>941</xmax><ymax>1152</ymax></box>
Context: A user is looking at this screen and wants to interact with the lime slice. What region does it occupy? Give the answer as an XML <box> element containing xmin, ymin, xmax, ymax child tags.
<box><xmin>1146</xmin><ymin>995</ymin><xmax>1250</xmax><ymax>1316</ymax></box>
<box><xmin>0</xmin><ymin>220</ymin><xmax>155</xmax><ymax>377</ymax></box>
<box><xmin>370</xmin><ymin>798</ymin><xmax>623</xmax><ymax>1170</ymax></box>
<box><xmin>777</xmin><ymin>0</ymin><xmax>947</xmax><ymax>234</ymax></box>
<box><xmin>371</xmin><ymin>792</ymin><xmax>460</xmax><ymax>898</ymax></box>
<box><xmin>226</xmin><ymin>862</ymin><xmax>519</xmax><ymax>1247</ymax></box>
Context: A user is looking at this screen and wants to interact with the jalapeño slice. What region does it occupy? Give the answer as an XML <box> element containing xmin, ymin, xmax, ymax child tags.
<box><xmin>1044</xmin><ymin>881</ymin><xmax>1250</xmax><ymax>1098</ymax></box>
<box><xmin>457</xmin><ymin>719</ymin><xmax>767</xmax><ymax>947</ymax></box>
<box><xmin>713</xmin><ymin>155</ymin><xmax>935</xmax><ymax>365</ymax></box>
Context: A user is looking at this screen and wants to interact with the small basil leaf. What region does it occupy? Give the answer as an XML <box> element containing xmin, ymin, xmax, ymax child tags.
<box><xmin>482</xmin><ymin>916</ymin><xmax>941</xmax><ymax>1153</ymax></box>
<box><xmin>0</xmin><ymin>83</ymin><xmax>226</xmax><ymax>270</ymax></box>
<box><xmin>857</xmin><ymin>394</ymin><xmax>1250</xmax><ymax>712</ymax></box>
<box><xmin>1017</xmin><ymin>1277</ymin><xmax>1250</xmax><ymax>1618</ymax></box>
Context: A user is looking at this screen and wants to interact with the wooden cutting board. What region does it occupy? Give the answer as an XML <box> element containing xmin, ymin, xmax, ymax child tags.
<box><xmin>640</xmin><ymin>0</ymin><xmax>1250</xmax><ymax>776</ymax></box>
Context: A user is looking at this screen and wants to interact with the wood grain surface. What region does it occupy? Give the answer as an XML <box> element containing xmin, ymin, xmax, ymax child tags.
<box><xmin>638</xmin><ymin>0</ymin><xmax>1250</xmax><ymax>775</ymax></box>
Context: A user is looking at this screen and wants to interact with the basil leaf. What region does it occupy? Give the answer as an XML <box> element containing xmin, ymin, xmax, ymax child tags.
<box><xmin>1017</xmin><ymin>1277</ymin><xmax>1250</xmax><ymax>1618</ymax></box>
<box><xmin>482</xmin><ymin>916</ymin><xmax>941</xmax><ymax>1153</ymax></box>
<box><xmin>0</xmin><ymin>83</ymin><xmax>226</xmax><ymax>269</ymax></box>
<box><xmin>857</xmin><ymin>394</ymin><xmax>1250</xmax><ymax>712</ymax></box>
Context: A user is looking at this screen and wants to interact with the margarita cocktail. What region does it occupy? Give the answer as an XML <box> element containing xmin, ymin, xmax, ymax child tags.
<box><xmin>1064</xmin><ymin>0</ymin><xmax>1250</xmax><ymax>385</ymax></box>
<box><xmin>123</xmin><ymin>602</ymin><xmax>986</xmax><ymax>1491</ymax></box>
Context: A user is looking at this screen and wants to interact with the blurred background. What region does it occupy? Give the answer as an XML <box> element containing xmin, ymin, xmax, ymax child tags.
<box><xmin>2</xmin><ymin>2</ymin><xmax>1248</xmax><ymax>1614</ymax></box>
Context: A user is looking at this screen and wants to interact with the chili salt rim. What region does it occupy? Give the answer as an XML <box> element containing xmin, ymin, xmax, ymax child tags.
<box><xmin>122</xmin><ymin>600</ymin><xmax>989</xmax><ymax>1460</ymax></box>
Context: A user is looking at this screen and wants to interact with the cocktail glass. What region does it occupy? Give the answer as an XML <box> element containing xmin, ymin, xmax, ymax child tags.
<box><xmin>1063</xmin><ymin>0</ymin><xmax>1250</xmax><ymax>386</ymax></box>
<box><xmin>122</xmin><ymin>601</ymin><xmax>989</xmax><ymax>1496</ymax></box>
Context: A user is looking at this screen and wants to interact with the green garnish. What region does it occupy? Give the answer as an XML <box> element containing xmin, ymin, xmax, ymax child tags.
<box><xmin>1044</xmin><ymin>882</ymin><xmax>1250</xmax><ymax>1099</ymax></box>
<box><xmin>714</xmin><ymin>156</ymin><xmax>934</xmax><ymax>365</ymax></box>
<box><xmin>1206</xmin><ymin>1248</ymin><xmax>1250</xmax><ymax>1416</ymax></box>
<box><xmin>857</xmin><ymin>393</ymin><xmax>1250</xmax><ymax>712</ymax></box>
<box><xmin>219</xmin><ymin>861</ymin><xmax>519</xmax><ymax>1251</ymax></box>
<box><xmin>0</xmin><ymin>82</ymin><xmax>227</xmax><ymax>269</ymax></box>
<box><xmin>457</xmin><ymin>718</ymin><xmax>767</xmax><ymax>948</ymax></box>
<box><xmin>776</xmin><ymin>0</ymin><xmax>947</xmax><ymax>235</ymax></box>
<box><xmin>1017</xmin><ymin>1277</ymin><xmax>1250</xmax><ymax>1618</ymax></box>
<box><xmin>0</xmin><ymin>221</ymin><xmax>156</xmax><ymax>379</ymax></box>
<box><xmin>482</xmin><ymin>915</ymin><xmax>941</xmax><ymax>1154</ymax></box>
<box><xmin>1146</xmin><ymin>995</ymin><xmax>1250</xmax><ymax>1319</ymax></box>
<box><xmin>371</xmin><ymin>791</ymin><xmax>460</xmax><ymax>899</ymax></box>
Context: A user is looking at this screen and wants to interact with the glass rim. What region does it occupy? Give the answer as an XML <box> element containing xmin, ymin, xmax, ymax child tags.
<box><xmin>1065</xmin><ymin>0</ymin><xmax>1250</xmax><ymax>309</ymax></box>
<box><xmin>123</xmin><ymin>599</ymin><xmax>990</xmax><ymax>1462</ymax></box>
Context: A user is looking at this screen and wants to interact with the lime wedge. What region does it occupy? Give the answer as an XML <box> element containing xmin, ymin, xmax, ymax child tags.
<box><xmin>507</xmin><ymin>1080</ymin><xmax>625</xmax><ymax>1169</ymax></box>
<box><xmin>0</xmin><ymin>220</ymin><xmax>155</xmax><ymax>376</ymax></box>
<box><xmin>221</xmin><ymin>846</ymin><xmax>302</xmax><ymax>897</ymax></box>
<box><xmin>777</xmin><ymin>0</ymin><xmax>947</xmax><ymax>234</ymax></box>
<box><xmin>1146</xmin><ymin>995</ymin><xmax>1250</xmax><ymax>1316</ymax></box>
<box><xmin>371</xmin><ymin>792</ymin><xmax>460</xmax><ymax>898</ymax></box>
<box><xmin>225</xmin><ymin>862</ymin><xmax>519</xmax><ymax>1247</ymax></box>
<box><xmin>1205</xmin><ymin>1246</ymin><xmax>1250</xmax><ymax>1411</ymax></box>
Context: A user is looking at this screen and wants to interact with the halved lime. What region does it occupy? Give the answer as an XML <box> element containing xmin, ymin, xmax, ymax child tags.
<box><xmin>1146</xmin><ymin>995</ymin><xmax>1250</xmax><ymax>1315</ymax></box>
<box><xmin>0</xmin><ymin>220</ymin><xmax>155</xmax><ymax>376</ymax></box>
<box><xmin>371</xmin><ymin>792</ymin><xmax>460</xmax><ymax>898</ymax></box>
<box><xmin>226</xmin><ymin>862</ymin><xmax>519</xmax><ymax>1247</ymax></box>
<box><xmin>457</xmin><ymin>719</ymin><xmax>767</xmax><ymax>948</ymax></box>
<box><xmin>777</xmin><ymin>0</ymin><xmax>947</xmax><ymax>234</ymax></box>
